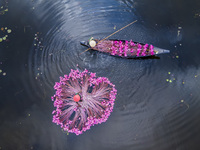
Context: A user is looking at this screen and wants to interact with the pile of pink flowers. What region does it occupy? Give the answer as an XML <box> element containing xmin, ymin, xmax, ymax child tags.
<box><xmin>95</xmin><ymin>40</ymin><xmax>155</xmax><ymax>58</ymax></box>
<box><xmin>52</xmin><ymin>69</ymin><xmax>117</xmax><ymax>135</ymax></box>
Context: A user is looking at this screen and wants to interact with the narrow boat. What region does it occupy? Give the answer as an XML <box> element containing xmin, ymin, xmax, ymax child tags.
<box><xmin>80</xmin><ymin>37</ymin><xmax>170</xmax><ymax>58</ymax></box>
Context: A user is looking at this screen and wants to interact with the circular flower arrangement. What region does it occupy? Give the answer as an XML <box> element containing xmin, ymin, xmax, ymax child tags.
<box><xmin>52</xmin><ymin>69</ymin><xmax>117</xmax><ymax>135</ymax></box>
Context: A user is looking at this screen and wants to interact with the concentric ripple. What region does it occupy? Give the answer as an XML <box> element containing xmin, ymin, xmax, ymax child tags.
<box><xmin>22</xmin><ymin>0</ymin><xmax>200</xmax><ymax>150</ymax></box>
<box><xmin>28</xmin><ymin>0</ymin><xmax>141</xmax><ymax>94</ymax></box>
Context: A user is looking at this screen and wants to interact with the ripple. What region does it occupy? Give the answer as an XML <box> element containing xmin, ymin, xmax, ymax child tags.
<box><xmin>23</xmin><ymin>0</ymin><xmax>200</xmax><ymax>149</ymax></box>
<box><xmin>28</xmin><ymin>0</ymin><xmax>139</xmax><ymax>92</ymax></box>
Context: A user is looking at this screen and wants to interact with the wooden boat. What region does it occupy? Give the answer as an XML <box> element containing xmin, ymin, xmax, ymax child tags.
<box><xmin>80</xmin><ymin>38</ymin><xmax>170</xmax><ymax>58</ymax></box>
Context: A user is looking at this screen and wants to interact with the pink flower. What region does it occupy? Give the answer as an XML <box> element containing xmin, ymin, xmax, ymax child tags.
<box><xmin>111</xmin><ymin>46</ymin><xmax>115</xmax><ymax>50</ymax></box>
<box><xmin>119</xmin><ymin>47</ymin><xmax>123</xmax><ymax>54</ymax></box>
<box><xmin>52</xmin><ymin>69</ymin><xmax>117</xmax><ymax>135</ymax></box>
<box><xmin>136</xmin><ymin>48</ymin><xmax>141</xmax><ymax>56</ymax></box>
<box><xmin>130</xmin><ymin>40</ymin><xmax>135</xmax><ymax>46</ymax></box>
<box><xmin>141</xmin><ymin>52</ymin><xmax>146</xmax><ymax>56</ymax></box>
<box><xmin>137</xmin><ymin>48</ymin><xmax>141</xmax><ymax>53</ymax></box>
<box><xmin>142</xmin><ymin>46</ymin><xmax>147</xmax><ymax>56</ymax></box>
<box><xmin>149</xmin><ymin>45</ymin><xmax>154</xmax><ymax>55</ymax></box>
<box><xmin>111</xmin><ymin>46</ymin><xmax>116</xmax><ymax>55</ymax></box>
<box><xmin>119</xmin><ymin>41</ymin><xmax>123</xmax><ymax>46</ymax></box>
<box><xmin>113</xmin><ymin>41</ymin><xmax>119</xmax><ymax>47</ymax></box>
<box><xmin>149</xmin><ymin>44</ymin><xmax>154</xmax><ymax>51</ymax></box>
<box><xmin>124</xmin><ymin>51</ymin><xmax>127</xmax><ymax>57</ymax></box>
<box><xmin>124</xmin><ymin>45</ymin><xmax>128</xmax><ymax>57</ymax></box>
<box><xmin>114</xmin><ymin>41</ymin><xmax>118</xmax><ymax>45</ymax></box>
<box><xmin>130</xmin><ymin>48</ymin><xmax>134</xmax><ymax>53</ymax></box>
<box><xmin>143</xmin><ymin>44</ymin><xmax>148</xmax><ymax>49</ymax></box>
<box><xmin>138</xmin><ymin>44</ymin><xmax>142</xmax><ymax>49</ymax></box>
<box><xmin>125</xmin><ymin>40</ymin><xmax>129</xmax><ymax>46</ymax></box>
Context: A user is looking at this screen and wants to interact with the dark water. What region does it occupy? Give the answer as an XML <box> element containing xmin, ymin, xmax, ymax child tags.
<box><xmin>1</xmin><ymin>0</ymin><xmax>200</xmax><ymax>149</ymax></box>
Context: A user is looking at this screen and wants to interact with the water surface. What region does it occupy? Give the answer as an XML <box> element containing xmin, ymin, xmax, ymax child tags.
<box><xmin>0</xmin><ymin>0</ymin><xmax>200</xmax><ymax>149</ymax></box>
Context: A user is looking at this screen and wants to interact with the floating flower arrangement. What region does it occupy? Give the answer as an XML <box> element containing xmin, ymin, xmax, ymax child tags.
<box><xmin>52</xmin><ymin>69</ymin><xmax>117</xmax><ymax>135</ymax></box>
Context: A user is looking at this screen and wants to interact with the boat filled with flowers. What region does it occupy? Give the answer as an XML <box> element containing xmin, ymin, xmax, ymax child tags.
<box><xmin>80</xmin><ymin>37</ymin><xmax>170</xmax><ymax>58</ymax></box>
